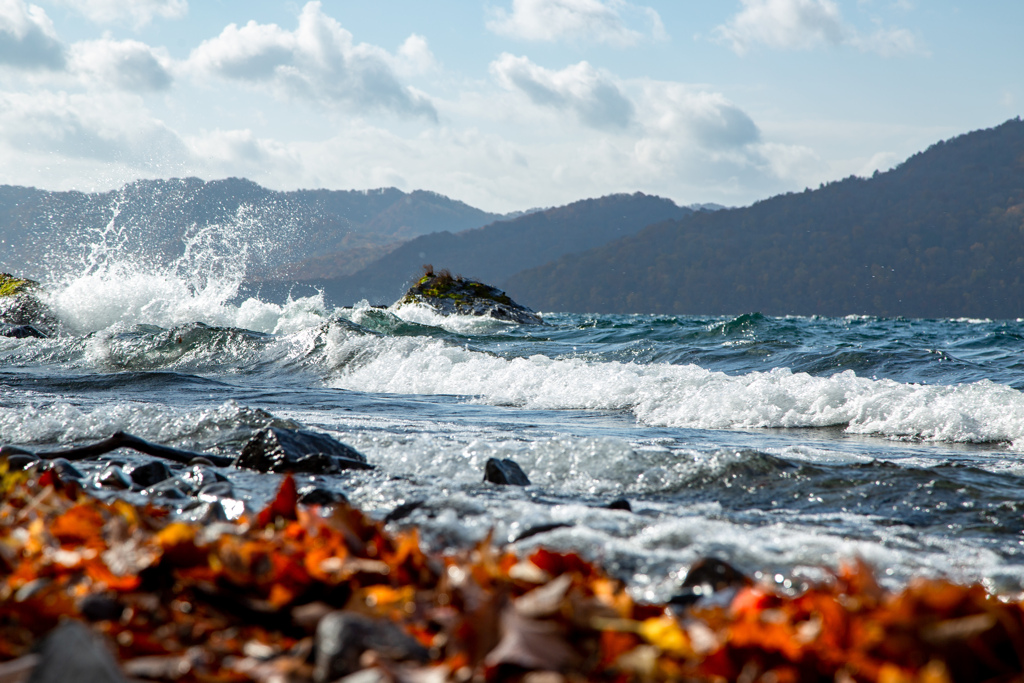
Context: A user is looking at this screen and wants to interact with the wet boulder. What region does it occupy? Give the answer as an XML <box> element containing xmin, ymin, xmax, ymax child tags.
<box><xmin>669</xmin><ymin>557</ymin><xmax>752</xmax><ymax>608</ymax></box>
<box><xmin>0</xmin><ymin>273</ymin><xmax>55</xmax><ymax>330</ymax></box>
<box><xmin>124</xmin><ymin>460</ymin><xmax>173</xmax><ymax>488</ymax></box>
<box><xmin>0</xmin><ymin>323</ymin><xmax>47</xmax><ymax>339</ymax></box>
<box><xmin>484</xmin><ymin>457</ymin><xmax>531</xmax><ymax>486</ymax></box>
<box><xmin>235</xmin><ymin>426</ymin><xmax>372</xmax><ymax>474</ymax></box>
<box><xmin>397</xmin><ymin>267</ymin><xmax>544</xmax><ymax>325</ymax></box>
<box><xmin>298</xmin><ymin>485</ymin><xmax>348</xmax><ymax>506</ymax></box>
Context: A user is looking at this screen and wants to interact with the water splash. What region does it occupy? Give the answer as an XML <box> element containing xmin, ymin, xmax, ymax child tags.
<box><xmin>38</xmin><ymin>196</ymin><xmax>330</xmax><ymax>335</ymax></box>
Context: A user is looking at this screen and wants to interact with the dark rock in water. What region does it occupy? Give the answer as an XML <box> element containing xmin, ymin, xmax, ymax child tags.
<box><xmin>513</xmin><ymin>522</ymin><xmax>573</xmax><ymax>542</ymax></box>
<box><xmin>79</xmin><ymin>594</ymin><xmax>126</xmax><ymax>622</ymax></box>
<box><xmin>669</xmin><ymin>557</ymin><xmax>752</xmax><ymax>607</ymax></box>
<box><xmin>4</xmin><ymin>453</ymin><xmax>39</xmax><ymax>470</ymax></box>
<box><xmin>484</xmin><ymin>457</ymin><xmax>531</xmax><ymax>486</ymax></box>
<box><xmin>235</xmin><ymin>427</ymin><xmax>372</xmax><ymax>474</ymax></box>
<box><xmin>384</xmin><ymin>500</ymin><xmax>424</xmax><ymax>522</ymax></box>
<box><xmin>606</xmin><ymin>498</ymin><xmax>632</xmax><ymax>511</ymax></box>
<box><xmin>180</xmin><ymin>463</ymin><xmax>228</xmax><ymax>491</ymax></box>
<box><xmin>0</xmin><ymin>273</ymin><xmax>57</xmax><ymax>331</ymax></box>
<box><xmin>27</xmin><ymin>620</ymin><xmax>129</xmax><ymax>683</ymax></box>
<box><xmin>42</xmin><ymin>458</ymin><xmax>84</xmax><ymax>480</ymax></box>
<box><xmin>124</xmin><ymin>460</ymin><xmax>173</xmax><ymax>488</ymax></box>
<box><xmin>0</xmin><ymin>323</ymin><xmax>47</xmax><ymax>338</ymax></box>
<box><xmin>398</xmin><ymin>266</ymin><xmax>544</xmax><ymax>325</ymax></box>
<box><xmin>95</xmin><ymin>465</ymin><xmax>133</xmax><ymax>490</ymax></box>
<box><xmin>314</xmin><ymin>611</ymin><xmax>429</xmax><ymax>682</ymax></box>
<box><xmin>298</xmin><ymin>485</ymin><xmax>348</xmax><ymax>506</ymax></box>
<box><xmin>197</xmin><ymin>480</ymin><xmax>235</xmax><ymax>499</ymax></box>
<box><xmin>142</xmin><ymin>478</ymin><xmax>192</xmax><ymax>501</ymax></box>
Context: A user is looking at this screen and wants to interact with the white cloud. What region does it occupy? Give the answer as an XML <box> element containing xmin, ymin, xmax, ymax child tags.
<box><xmin>491</xmin><ymin>54</ymin><xmax>634</xmax><ymax>129</ymax></box>
<box><xmin>851</xmin><ymin>25</ymin><xmax>926</xmax><ymax>57</ymax></box>
<box><xmin>0</xmin><ymin>0</ymin><xmax>64</xmax><ymax>69</ymax></box>
<box><xmin>395</xmin><ymin>34</ymin><xmax>437</xmax><ymax>76</ymax></box>
<box><xmin>69</xmin><ymin>39</ymin><xmax>172</xmax><ymax>90</ymax></box>
<box><xmin>187</xmin><ymin>1</ymin><xmax>436</xmax><ymax>120</ymax></box>
<box><xmin>715</xmin><ymin>0</ymin><xmax>847</xmax><ymax>54</ymax></box>
<box><xmin>48</xmin><ymin>0</ymin><xmax>186</xmax><ymax>27</ymax></box>
<box><xmin>715</xmin><ymin>0</ymin><xmax>925</xmax><ymax>56</ymax></box>
<box><xmin>0</xmin><ymin>90</ymin><xmax>186</xmax><ymax>166</ymax></box>
<box><xmin>641</xmin><ymin>84</ymin><xmax>760</xmax><ymax>149</ymax></box>
<box><xmin>486</xmin><ymin>0</ymin><xmax>665</xmax><ymax>46</ymax></box>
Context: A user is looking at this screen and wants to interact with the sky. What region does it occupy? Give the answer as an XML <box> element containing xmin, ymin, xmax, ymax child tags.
<box><xmin>0</xmin><ymin>1</ymin><xmax>1020</xmax><ymax>213</ymax></box>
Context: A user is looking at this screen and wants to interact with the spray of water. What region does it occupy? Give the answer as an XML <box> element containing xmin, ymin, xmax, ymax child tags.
<box><xmin>35</xmin><ymin>190</ymin><xmax>331</xmax><ymax>335</ymax></box>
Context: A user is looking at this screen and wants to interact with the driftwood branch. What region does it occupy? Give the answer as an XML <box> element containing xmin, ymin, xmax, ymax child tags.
<box><xmin>4</xmin><ymin>431</ymin><xmax>234</xmax><ymax>467</ymax></box>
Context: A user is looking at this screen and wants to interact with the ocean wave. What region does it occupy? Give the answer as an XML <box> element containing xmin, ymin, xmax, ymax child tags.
<box><xmin>326</xmin><ymin>331</ymin><xmax>1024</xmax><ymax>447</ymax></box>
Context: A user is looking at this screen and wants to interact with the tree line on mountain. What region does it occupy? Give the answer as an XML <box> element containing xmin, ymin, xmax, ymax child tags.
<box><xmin>317</xmin><ymin>193</ymin><xmax>690</xmax><ymax>305</ymax></box>
<box><xmin>505</xmin><ymin>117</ymin><xmax>1024</xmax><ymax>319</ymax></box>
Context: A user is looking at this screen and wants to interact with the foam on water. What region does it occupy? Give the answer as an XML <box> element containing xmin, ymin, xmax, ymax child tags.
<box><xmin>326</xmin><ymin>329</ymin><xmax>1024</xmax><ymax>447</ymax></box>
<box><xmin>390</xmin><ymin>301</ymin><xmax>525</xmax><ymax>334</ymax></box>
<box><xmin>0</xmin><ymin>399</ymin><xmax>275</xmax><ymax>447</ymax></box>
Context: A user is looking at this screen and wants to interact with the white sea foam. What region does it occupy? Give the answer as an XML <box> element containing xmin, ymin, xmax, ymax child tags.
<box><xmin>390</xmin><ymin>301</ymin><xmax>523</xmax><ymax>334</ymax></box>
<box><xmin>326</xmin><ymin>330</ymin><xmax>1024</xmax><ymax>447</ymax></box>
<box><xmin>0</xmin><ymin>399</ymin><xmax>269</xmax><ymax>447</ymax></box>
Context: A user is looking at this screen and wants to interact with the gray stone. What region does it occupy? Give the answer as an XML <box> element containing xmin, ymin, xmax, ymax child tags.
<box><xmin>235</xmin><ymin>427</ymin><xmax>372</xmax><ymax>474</ymax></box>
<box><xmin>28</xmin><ymin>621</ymin><xmax>128</xmax><ymax>683</ymax></box>
<box><xmin>484</xmin><ymin>458</ymin><xmax>531</xmax><ymax>486</ymax></box>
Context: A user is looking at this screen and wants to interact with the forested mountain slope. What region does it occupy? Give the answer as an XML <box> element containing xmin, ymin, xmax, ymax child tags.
<box><xmin>506</xmin><ymin>118</ymin><xmax>1024</xmax><ymax>319</ymax></box>
<box><xmin>319</xmin><ymin>193</ymin><xmax>690</xmax><ymax>305</ymax></box>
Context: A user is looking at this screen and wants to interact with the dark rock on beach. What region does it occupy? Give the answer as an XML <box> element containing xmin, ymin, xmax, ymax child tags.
<box><xmin>235</xmin><ymin>426</ymin><xmax>372</xmax><ymax>474</ymax></box>
<box><xmin>397</xmin><ymin>266</ymin><xmax>544</xmax><ymax>325</ymax></box>
<box><xmin>484</xmin><ymin>457</ymin><xmax>531</xmax><ymax>486</ymax></box>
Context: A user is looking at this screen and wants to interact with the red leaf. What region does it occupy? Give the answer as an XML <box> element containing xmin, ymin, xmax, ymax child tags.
<box><xmin>257</xmin><ymin>474</ymin><xmax>298</xmax><ymax>527</ymax></box>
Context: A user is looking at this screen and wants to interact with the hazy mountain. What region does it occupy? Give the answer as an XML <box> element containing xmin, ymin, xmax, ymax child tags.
<box><xmin>0</xmin><ymin>178</ymin><xmax>502</xmax><ymax>281</ymax></box>
<box><xmin>317</xmin><ymin>192</ymin><xmax>691</xmax><ymax>305</ymax></box>
<box><xmin>505</xmin><ymin>118</ymin><xmax>1024</xmax><ymax>319</ymax></box>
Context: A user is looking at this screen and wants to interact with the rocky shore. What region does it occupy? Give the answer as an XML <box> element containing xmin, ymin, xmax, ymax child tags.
<box><xmin>0</xmin><ymin>449</ymin><xmax>1021</xmax><ymax>682</ymax></box>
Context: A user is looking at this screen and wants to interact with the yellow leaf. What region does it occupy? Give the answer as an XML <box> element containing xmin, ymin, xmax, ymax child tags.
<box><xmin>638</xmin><ymin>615</ymin><xmax>691</xmax><ymax>656</ymax></box>
<box><xmin>157</xmin><ymin>522</ymin><xmax>195</xmax><ymax>548</ymax></box>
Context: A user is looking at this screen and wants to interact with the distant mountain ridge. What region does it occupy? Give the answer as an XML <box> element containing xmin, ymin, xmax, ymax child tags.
<box><xmin>317</xmin><ymin>192</ymin><xmax>691</xmax><ymax>305</ymax></box>
<box><xmin>505</xmin><ymin>117</ymin><xmax>1024</xmax><ymax>319</ymax></box>
<box><xmin>0</xmin><ymin>178</ymin><xmax>502</xmax><ymax>280</ymax></box>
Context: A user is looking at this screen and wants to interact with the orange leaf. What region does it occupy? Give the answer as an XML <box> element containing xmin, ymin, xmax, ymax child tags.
<box><xmin>51</xmin><ymin>504</ymin><xmax>105</xmax><ymax>547</ymax></box>
<box><xmin>257</xmin><ymin>474</ymin><xmax>298</xmax><ymax>527</ymax></box>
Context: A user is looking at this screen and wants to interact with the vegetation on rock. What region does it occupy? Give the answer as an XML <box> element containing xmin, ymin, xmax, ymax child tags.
<box><xmin>0</xmin><ymin>273</ymin><xmax>36</xmax><ymax>298</ymax></box>
<box><xmin>399</xmin><ymin>266</ymin><xmax>542</xmax><ymax>324</ymax></box>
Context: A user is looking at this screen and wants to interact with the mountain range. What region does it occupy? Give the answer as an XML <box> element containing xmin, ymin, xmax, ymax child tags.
<box><xmin>1</xmin><ymin>117</ymin><xmax>1021</xmax><ymax>318</ymax></box>
<box><xmin>0</xmin><ymin>178</ymin><xmax>501</xmax><ymax>281</ymax></box>
<box><xmin>506</xmin><ymin>117</ymin><xmax>1024</xmax><ymax>318</ymax></box>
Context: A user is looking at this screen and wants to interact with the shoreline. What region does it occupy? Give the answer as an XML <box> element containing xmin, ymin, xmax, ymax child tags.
<box><xmin>1</xmin><ymin>462</ymin><xmax>1020</xmax><ymax>682</ymax></box>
